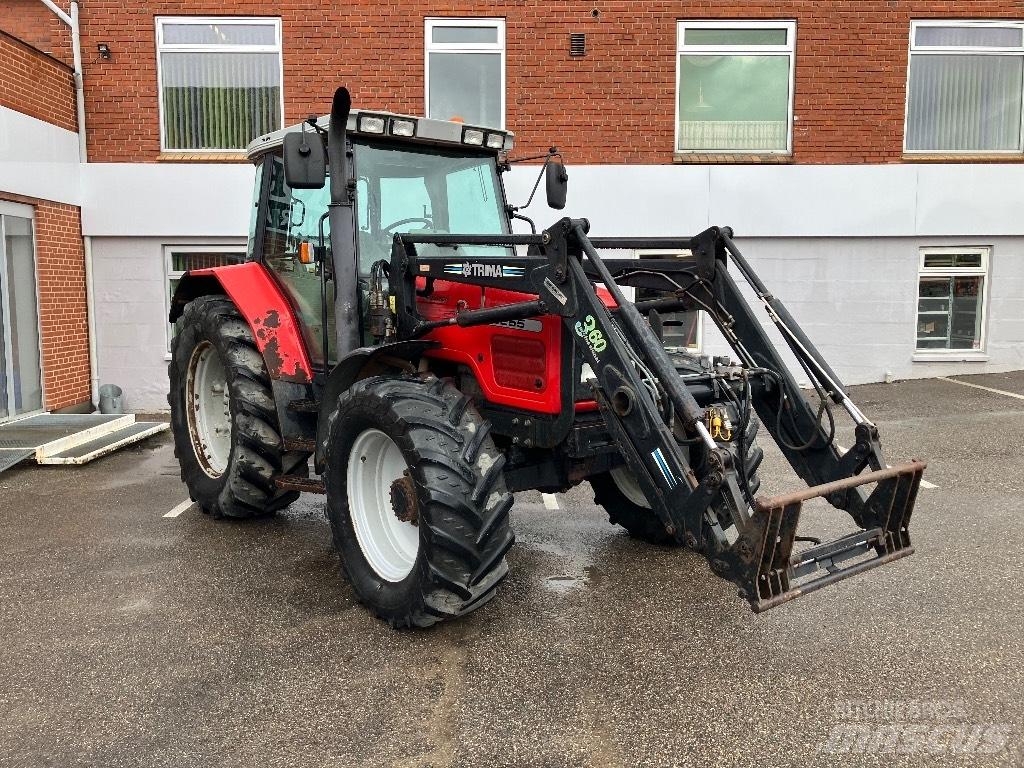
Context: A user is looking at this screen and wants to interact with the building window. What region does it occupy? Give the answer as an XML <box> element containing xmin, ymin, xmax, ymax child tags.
<box><xmin>916</xmin><ymin>247</ymin><xmax>989</xmax><ymax>352</ymax></box>
<box><xmin>156</xmin><ymin>17</ymin><xmax>283</xmax><ymax>152</ymax></box>
<box><xmin>675</xmin><ymin>20</ymin><xmax>796</xmax><ymax>154</ymax></box>
<box><xmin>165</xmin><ymin>246</ymin><xmax>245</xmax><ymax>350</ymax></box>
<box><xmin>425</xmin><ymin>18</ymin><xmax>505</xmax><ymax>128</ymax></box>
<box><xmin>634</xmin><ymin>250</ymin><xmax>702</xmax><ymax>351</ymax></box>
<box><xmin>905</xmin><ymin>21</ymin><xmax>1024</xmax><ymax>153</ymax></box>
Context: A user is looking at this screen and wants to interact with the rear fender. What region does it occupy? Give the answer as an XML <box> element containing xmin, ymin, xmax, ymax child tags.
<box><xmin>314</xmin><ymin>340</ymin><xmax>439</xmax><ymax>472</ymax></box>
<box><xmin>170</xmin><ymin>263</ymin><xmax>314</xmax><ymax>384</ymax></box>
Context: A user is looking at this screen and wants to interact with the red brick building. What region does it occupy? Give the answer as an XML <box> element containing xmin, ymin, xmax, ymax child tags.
<box><xmin>0</xmin><ymin>28</ymin><xmax>90</xmax><ymax>417</ymax></box>
<box><xmin>1</xmin><ymin>1</ymin><xmax>1022</xmax><ymax>413</ymax></box>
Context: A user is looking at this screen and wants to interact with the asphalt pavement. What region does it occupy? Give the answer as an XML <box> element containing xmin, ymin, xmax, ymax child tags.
<box><xmin>1</xmin><ymin>372</ymin><xmax>1022</xmax><ymax>767</ymax></box>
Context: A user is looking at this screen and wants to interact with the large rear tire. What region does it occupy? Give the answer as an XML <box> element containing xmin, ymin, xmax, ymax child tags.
<box><xmin>168</xmin><ymin>296</ymin><xmax>307</xmax><ymax>518</ymax></box>
<box><xmin>591</xmin><ymin>414</ymin><xmax>764</xmax><ymax>545</ymax></box>
<box><xmin>324</xmin><ymin>375</ymin><xmax>515</xmax><ymax>628</ymax></box>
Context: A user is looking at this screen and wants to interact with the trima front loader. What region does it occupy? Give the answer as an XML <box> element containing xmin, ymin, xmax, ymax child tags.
<box><xmin>169</xmin><ymin>88</ymin><xmax>925</xmax><ymax>627</ymax></box>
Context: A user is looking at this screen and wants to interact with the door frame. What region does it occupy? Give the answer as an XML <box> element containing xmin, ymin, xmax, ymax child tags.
<box><xmin>0</xmin><ymin>200</ymin><xmax>46</xmax><ymax>423</ymax></box>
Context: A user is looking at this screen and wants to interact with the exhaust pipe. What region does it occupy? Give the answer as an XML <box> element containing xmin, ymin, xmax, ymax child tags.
<box><xmin>327</xmin><ymin>87</ymin><xmax>361</xmax><ymax>360</ymax></box>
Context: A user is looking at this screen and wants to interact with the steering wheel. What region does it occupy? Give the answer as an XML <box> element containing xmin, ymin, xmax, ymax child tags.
<box><xmin>383</xmin><ymin>217</ymin><xmax>433</xmax><ymax>234</ymax></box>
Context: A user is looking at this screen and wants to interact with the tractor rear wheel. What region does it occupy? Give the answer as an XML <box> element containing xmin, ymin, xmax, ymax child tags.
<box><xmin>168</xmin><ymin>296</ymin><xmax>307</xmax><ymax>518</ymax></box>
<box><xmin>323</xmin><ymin>375</ymin><xmax>515</xmax><ymax>628</ymax></box>
<box><xmin>591</xmin><ymin>414</ymin><xmax>764</xmax><ymax>545</ymax></box>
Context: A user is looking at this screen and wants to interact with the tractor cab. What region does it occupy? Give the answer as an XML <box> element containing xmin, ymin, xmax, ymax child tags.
<box><xmin>244</xmin><ymin>109</ymin><xmax>520</xmax><ymax>367</ymax></box>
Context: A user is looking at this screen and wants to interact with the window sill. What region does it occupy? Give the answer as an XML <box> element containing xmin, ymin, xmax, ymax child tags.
<box><xmin>157</xmin><ymin>152</ymin><xmax>250</xmax><ymax>163</ymax></box>
<box><xmin>902</xmin><ymin>153</ymin><xmax>1024</xmax><ymax>164</ymax></box>
<box><xmin>673</xmin><ymin>153</ymin><xmax>793</xmax><ymax>164</ymax></box>
<box><xmin>912</xmin><ymin>352</ymin><xmax>989</xmax><ymax>363</ymax></box>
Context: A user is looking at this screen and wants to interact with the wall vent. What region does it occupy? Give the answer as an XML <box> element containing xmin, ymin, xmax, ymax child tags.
<box><xmin>570</xmin><ymin>33</ymin><xmax>586</xmax><ymax>57</ymax></box>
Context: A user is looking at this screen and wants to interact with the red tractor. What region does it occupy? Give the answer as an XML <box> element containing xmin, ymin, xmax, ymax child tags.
<box><xmin>169</xmin><ymin>88</ymin><xmax>925</xmax><ymax>627</ymax></box>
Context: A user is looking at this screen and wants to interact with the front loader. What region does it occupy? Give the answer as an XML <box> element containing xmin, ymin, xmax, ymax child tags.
<box><xmin>168</xmin><ymin>87</ymin><xmax>925</xmax><ymax>627</ymax></box>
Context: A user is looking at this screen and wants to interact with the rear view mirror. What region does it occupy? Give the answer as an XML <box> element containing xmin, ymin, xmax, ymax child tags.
<box><xmin>283</xmin><ymin>131</ymin><xmax>326</xmax><ymax>190</ymax></box>
<box><xmin>545</xmin><ymin>158</ymin><xmax>568</xmax><ymax>210</ymax></box>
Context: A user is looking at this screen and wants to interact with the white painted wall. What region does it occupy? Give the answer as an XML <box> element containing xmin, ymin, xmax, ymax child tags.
<box><xmin>73</xmin><ymin>159</ymin><xmax>1024</xmax><ymax>410</ymax></box>
<box><xmin>0</xmin><ymin>105</ymin><xmax>80</xmax><ymax>204</ymax></box>
<box><xmin>90</xmin><ymin>235</ymin><xmax>245</xmax><ymax>412</ymax></box>
<box><xmin>92</xmin><ymin>230</ymin><xmax>1024</xmax><ymax>411</ymax></box>
<box><xmin>81</xmin><ymin>162</ymin><xmax>1024</xmax><ymax>239</ymax></box>
<box><xmin>699</xmin><ymin>236</ymin><xmax>1024</xmax><ymax>386</ymax></box>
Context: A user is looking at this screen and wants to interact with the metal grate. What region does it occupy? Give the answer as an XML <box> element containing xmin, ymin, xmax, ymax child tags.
<box><xmin>0</xmin><ymin>449</ymin><xmax>33</xmax><ymax>475</ymax></box>
<box><xmin>570</xmin><ymin>33</ymin><xmax>586</xmax><ymax>57</ymax></box>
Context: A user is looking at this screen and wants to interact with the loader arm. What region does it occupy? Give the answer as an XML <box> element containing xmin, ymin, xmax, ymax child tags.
<box><xmin>386</xmin><ymin>218</ymin><xmax>925</xmax><ymax>612</ymax></box>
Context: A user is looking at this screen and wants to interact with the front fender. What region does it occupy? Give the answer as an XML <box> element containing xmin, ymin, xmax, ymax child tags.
<box><xmin>314</xmin><ymin>340</ymin><xmax>439</xmax><ymax>472</ymax></box>
<box><xmin>171</xmin><ymin>263</ymin><xmax>313</xmax><ymax>384</ymax></box>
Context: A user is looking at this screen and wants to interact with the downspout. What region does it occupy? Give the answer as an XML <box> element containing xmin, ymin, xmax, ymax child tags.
<box><xmin>39</xmin><ymin>0</ymin><xmax>99</xmax><ymax>407</ymax></box>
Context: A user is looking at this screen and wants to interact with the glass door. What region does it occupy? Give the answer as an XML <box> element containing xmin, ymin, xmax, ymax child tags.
<box><xmin>0</xmin><ymin>207</ymin><xmax>43</xmax><ymax>421</ymax></box>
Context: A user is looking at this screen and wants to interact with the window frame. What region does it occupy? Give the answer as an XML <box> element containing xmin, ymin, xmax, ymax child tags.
<box><xmin>155</xmin><ymin>16</ymin><xmax>285</xmax><ymax>154</ymax></box>
<box><xmin>915</xmin><ymin>245</ymin><xmax>991</xmax><ymax>355</ymax></box>
<box><xmin>424</xmin><ymin>17</ymin><xmax>506</xmax><ymax>129</ymax></box>
<box><xmin>903</xmin><ymin>19</ymin><xmax>1024</xmax><ymax>155</ymax></box>
<box><xmin>674</xmin><ymin>19</ymin><xmax>797</xmax><ymax>156</ymax></box>
<box><xmin>164</xmin><ymin>244</ymin><xmax>247</xmax><ymax>353</ymax></box>
<box><xmin>634</xmin><ymin>248</ymin><xmax>704</xmax><ymax>352</ymax></box>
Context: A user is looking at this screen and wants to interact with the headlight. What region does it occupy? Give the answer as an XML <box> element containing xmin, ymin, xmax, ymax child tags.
<box><xmin>391</xmin><ymin>119</ymin><xmax>416</xmax><ymax>137</ymax></box>
<box><xmin>358</xmin><ymin>116</ymin><xmax>385</xmax><ymax>133</ymax></box>
<box><xmin>485</xmin><ymin>132</ymin><xmax>505</xmax><ymax>150</ymax></box>
<box><xmin>463</xmin><ymin>128</ymin><xmax>484</xmax><ymax>146</ymax></box>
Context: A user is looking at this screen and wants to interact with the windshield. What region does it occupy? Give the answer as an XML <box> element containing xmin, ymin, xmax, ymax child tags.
<box><xmin>353</xmin><ymin>140</ymin><xmax>511</xmax><ymax>271</ymax></box>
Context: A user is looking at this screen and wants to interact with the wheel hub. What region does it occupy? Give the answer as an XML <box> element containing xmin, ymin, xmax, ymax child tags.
<box><xmin>347</xmin><ymin>429</ymin><xmax>419</xmax><ymax>582</ymax></box>
<box><xmin>185</xmin><ymin>341</ymin><xmax>232</xmax><ymax>478</ymax></box>
<box><xmin>390</xmin><ymin>474</ymin><xmax>419</xmax><ymax>525</ymax></box>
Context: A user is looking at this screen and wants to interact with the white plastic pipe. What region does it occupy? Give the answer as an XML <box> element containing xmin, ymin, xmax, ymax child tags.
<box><xmin>38</xmin><ymin>0</ymin><xmax>98</xmax><ymax>405</ymax></box>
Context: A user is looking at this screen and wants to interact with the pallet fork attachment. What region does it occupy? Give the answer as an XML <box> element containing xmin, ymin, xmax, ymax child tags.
<box><xmin>718</xmin><ymin>460</ymin><xmax>925</xmax><ymax>611</ymax></box>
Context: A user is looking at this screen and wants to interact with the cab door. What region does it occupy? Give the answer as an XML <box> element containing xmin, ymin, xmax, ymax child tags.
<box><xmin>259</xmin><ymin>155</ymin><xmax>336</xmax><ymax>367</ymax></box>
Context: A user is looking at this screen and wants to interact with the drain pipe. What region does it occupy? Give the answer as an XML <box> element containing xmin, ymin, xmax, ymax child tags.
<box><xmin>38</xmin><ymin>0</ymin><xmax>99</xmax><ymax>407</ymax></box>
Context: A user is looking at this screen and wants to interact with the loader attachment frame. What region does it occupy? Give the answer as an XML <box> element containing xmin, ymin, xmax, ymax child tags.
<box><xmin>386</xmin><ymin>218</ymin><xmax>925</xmax><ymax>611</ymax></box>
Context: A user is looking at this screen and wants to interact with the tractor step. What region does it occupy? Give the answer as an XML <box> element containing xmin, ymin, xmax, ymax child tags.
<box><xmin>283</xmin><ymin>437</ymin><xmax>316</xmax><ymax>452</ymax></box>
<box><xmin>274</xmin><ymin>474</ymin><xmax>325</xmax><ymax>494</ymax></box>
<box><xmin>721</xmin><ymin>461</ymin><xmax>925</xmax><ymax>612</ymax></box>
<box><xmin>287</xmin><ymin>399</ymin><xmax>320</xmax><ymax>413</ymax></box>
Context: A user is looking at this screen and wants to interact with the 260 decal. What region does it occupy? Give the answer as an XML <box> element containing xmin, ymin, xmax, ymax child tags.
<box><xmin>574</xmin><ymin>314</ymin><xmax>607</xmax><ymax>357</ymax></box>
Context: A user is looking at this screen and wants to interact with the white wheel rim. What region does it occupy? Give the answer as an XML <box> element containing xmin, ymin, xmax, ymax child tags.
<box><xmin>610</xmin><ymin>466</ymin><xmax>651</xmax><ymax>509</ymax></box>
<box><xmin>347</xmin><ymin>429</ymin><xmax>419</xmax><ymax>582</ymax></box>
<box><xmin>185</xmin><ymin>341</ymin><xmax>232</xmax><ymax>478</ymax></box>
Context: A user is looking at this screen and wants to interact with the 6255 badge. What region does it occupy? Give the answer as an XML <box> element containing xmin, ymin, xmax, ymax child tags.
<box><xmin>574</xmin><ymin>314</ymin><xmax>607</xmax><ymax>357</ymax></box>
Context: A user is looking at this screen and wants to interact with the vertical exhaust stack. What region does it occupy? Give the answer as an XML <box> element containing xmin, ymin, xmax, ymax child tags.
<box><xmin>327</xmin><ymin>87</ymin><xmax>361</xmax><ymax>360</ymax></box>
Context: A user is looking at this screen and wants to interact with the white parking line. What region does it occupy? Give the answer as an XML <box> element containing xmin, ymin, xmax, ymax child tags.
<box><xmin>541</xmin><ymin>493</ymin><xmax>560</xmax><ymax>510</ymax></box>
<box><xmin>939</xmin><ymin>376</ymin><xmax>1024</xmax><ymax>401</ymax></box>
<box><xmin>836</xmin><ymin>445</ymin><xmax>937</xmax><ymax>489</ymax></box>
<box><xmin>163</xmin><ymin>500</ymin><xmax>195</xmax><ymax>518</ymax></box>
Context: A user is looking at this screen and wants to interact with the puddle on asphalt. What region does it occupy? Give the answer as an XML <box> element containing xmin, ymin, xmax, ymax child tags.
<box><xmin>543</xmin><ymin>574</ymin><xmax>586</xmax><ymax>593</ymax></box>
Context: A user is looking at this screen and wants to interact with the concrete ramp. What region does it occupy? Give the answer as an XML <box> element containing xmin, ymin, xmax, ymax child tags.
<box><xmin>0</xmin><ymin>414</ymin><xmax>168</xmax><ymax>474</ymax></box>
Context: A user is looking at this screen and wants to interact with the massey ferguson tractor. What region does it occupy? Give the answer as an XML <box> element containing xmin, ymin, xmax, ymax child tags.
<box><xmin>168</xmin><ymin>87</ymin><xmax>926</xmax><ymax>628</ymax></box>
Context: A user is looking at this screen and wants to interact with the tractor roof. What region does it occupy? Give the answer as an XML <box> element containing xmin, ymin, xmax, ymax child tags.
<box><xmin>245</xmin><ymin>109</ymin><xmax>515</xmax><ymax>162</ymax></box>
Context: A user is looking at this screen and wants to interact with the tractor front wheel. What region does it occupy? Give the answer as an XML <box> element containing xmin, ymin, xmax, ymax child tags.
<box><xmin>324</xmin><ymin>375</ymin><xmax>515</xmax><ymax>628</ymax></box>
<box><xmin>168</xmin><ymin>296</ymin><xmax>307</xmax><ymax>518</ymax></box>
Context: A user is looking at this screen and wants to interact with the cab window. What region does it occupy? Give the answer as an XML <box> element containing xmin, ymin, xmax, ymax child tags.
<box><xmin>353</xmin><ymin>140</ymin><xmax>510</xmax><ymax>272</ymax></box>
<box><xmin>260</xmin><ymin>155</ymin><xmax>335</xmax><ymax>365</ymax></box>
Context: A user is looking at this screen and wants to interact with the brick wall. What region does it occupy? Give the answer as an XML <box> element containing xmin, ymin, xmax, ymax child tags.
<box><xmin>34</xmin><ymin>200</ymin><xmax>91</xmax><ymax>411</ymax></box>
<box><xmin>75</xmin><ymin>1</ymin><xmax>1024</xmax><ymax>165</ymax></box>
<box><xmin>0</xmin><ymin>29</ymin><xmax>77</xmax><ymax>131</ymax></box>
<box><xmin>0</xmin><ymin>194</ymin><xmax>91</xmax><ymax>411</ymax></box>
<box><xmin>0</xmin><ymin>0</ymin><xmax>72</xmax><ymax>66</ymax></box>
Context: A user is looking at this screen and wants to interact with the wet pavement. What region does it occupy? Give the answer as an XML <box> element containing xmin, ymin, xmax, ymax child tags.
<box><xmin>1</xmin><ymin>373</ymin><xmax>1023</xmax><ymax>767</ymax></box>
